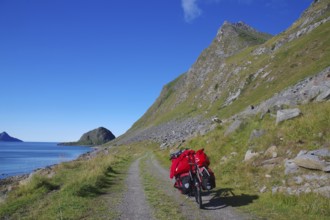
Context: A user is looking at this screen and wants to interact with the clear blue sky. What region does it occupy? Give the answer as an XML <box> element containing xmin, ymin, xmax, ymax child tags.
<box><xmin>0</xmin><ymin>0</ymin><xmax>313</xmax><ymax>142</ymax></box>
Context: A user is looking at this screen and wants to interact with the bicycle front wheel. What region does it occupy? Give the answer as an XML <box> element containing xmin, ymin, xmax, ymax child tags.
<box><xmin>194</xmin><ymin>180</ymin><xmax>203</xmax><ymax>209</ymax></box>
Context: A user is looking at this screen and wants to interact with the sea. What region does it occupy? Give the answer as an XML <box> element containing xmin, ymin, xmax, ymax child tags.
<box><xmin>0</xmin><ymin>142</ymin><xmax>92</xmax><ymax>179</ymax></box>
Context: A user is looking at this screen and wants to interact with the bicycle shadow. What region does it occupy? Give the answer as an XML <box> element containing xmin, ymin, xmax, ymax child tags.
<box><xmin>202</xmin><ymin>188</ymin><xmax>259</xmax><ymax>210</ymax></box>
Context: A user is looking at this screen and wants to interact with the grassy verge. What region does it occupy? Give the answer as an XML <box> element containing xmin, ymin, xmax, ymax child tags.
<box><xmin>0</xmin><ymin>144</ymin><xmax>146</xmax><ymax>219</ymax></box>
<box><xmin>156</xmin><ymin>101</ymin><xmax>330</xmax><ymax>219</ymax></box>
<box><xmin>139</xmin><ymin>153</ymin><xmax>185</xmax><ymax>220</ymax></box>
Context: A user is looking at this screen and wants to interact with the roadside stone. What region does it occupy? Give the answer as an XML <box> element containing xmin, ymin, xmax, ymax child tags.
<box><xmin>276</xmin><ymin>108</ymin><xmax>301</xmax><ymax>125</ymax></box>
<box><xmin>293</xmin><ymin>150</ymin><xmax>330</xmax><ymax>172</ymax></box>
<box><xmin>272</xmin><ymin>186</ymin><xmax>278</xmax><ymax>194</ymax></box>
<box><xmin>305</xmin><ymin>187</ymin><xmax>312</xmax><ymax>193</ymax></box>
<box><xmin>249</xmin><ymin>129</ymin><xmax>265</xmax><ymax>141</ymax></box>
<box><xmin>160</xmin><ymin>142</ymin><xmax>169</xmax><ymax>150</ymax></box>
<box><xmin>284</xmin><ymin>159</ymin><xmax>300</xmax><ymax>175</ymax></box>
<box><xmin>244</xmin><ymin>149</ymin><xmax>259</xmax><ymax>161</ymax></box>
<box><xmin>316</xmin><ymin>88</ymin><xmax>330</xmax><ymax>102</ymax></box>
<box><xmin>260</xmin><ymin>185</ymin><xmax>267</xmax><ymax>193</ymax></box>
<box><xmin>265</xmin><ymin>145</ymin><xmax>278</xmax><ymax>158</ymax></box>
<box><xmin>261</xmin><ymin>157</ymin><xmax>283</xmax><ymax>166</ymax></box>
<box><xmin>294</xmin><ymin>176</ymin><xmax>304</xmax><ymax>185</ymax></box>
<box><xmin>314</xmin><ymin>186</ymin><xmax>330</xmax><ymax>198</ymax></box>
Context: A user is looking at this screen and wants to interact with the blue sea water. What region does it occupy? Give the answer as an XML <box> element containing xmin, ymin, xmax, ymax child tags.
<box><xmin>0</xmin><ymin>142</ymin><xmax>92</xmax><ymax>179</ymax></box>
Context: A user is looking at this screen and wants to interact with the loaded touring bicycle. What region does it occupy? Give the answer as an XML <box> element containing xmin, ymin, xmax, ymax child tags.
<box><xmin>170</xmin><ymin>148</ymin><xmax>216</xmax><ymax>208</ymax></box>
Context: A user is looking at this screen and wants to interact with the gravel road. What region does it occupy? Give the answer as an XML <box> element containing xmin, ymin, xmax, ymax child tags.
<box><xmin>117</xmin><ymin>154</ymin><xmax>257</xmax><ymax>220</ymax></box>
<box><xmin>116</xmin><ymin>157</ymin><xmax>154</xmax><ymax>220</ymax></box>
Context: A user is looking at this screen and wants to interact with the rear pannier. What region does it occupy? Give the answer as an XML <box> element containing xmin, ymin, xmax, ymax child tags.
<box><xmin>200</xmin><ymin>167</ymin><xmax>216</xmax><ymax>190</ymax></box>
<box><xmin>170</xmin><ymin>148</ymin><xmax>216</xmax><ymax>194</ymax></box>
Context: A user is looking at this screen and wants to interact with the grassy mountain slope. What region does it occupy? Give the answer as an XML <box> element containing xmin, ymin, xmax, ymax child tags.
<box><xmin>120</xmin><ymin>0</ymin><xmax>329</xmax><ymax>141</ymax></box>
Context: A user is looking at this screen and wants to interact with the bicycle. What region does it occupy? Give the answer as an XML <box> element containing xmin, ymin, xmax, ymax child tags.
<box><xmin>188</xmin><ymin>155</ymin><xmax>203</xmax><ymax>209</ymax></box>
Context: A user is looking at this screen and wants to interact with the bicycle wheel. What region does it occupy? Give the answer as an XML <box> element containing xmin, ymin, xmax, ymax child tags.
<box><xmin>194</xmin><ymin>179</ymin><xmax>203</xmax><ymax>209</ymax></box>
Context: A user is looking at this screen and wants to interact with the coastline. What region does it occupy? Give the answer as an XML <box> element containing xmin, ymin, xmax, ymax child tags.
<box><xmin>0</xmin><ymin>146</ymin><xmax>106</xmax><ymax>203</ymax></box>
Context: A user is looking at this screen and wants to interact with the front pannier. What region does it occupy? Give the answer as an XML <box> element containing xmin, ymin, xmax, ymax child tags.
<box><xmin>174</xmin><ymin>172</ymin><xmax>192</xmax><ymax>194</ymax></box>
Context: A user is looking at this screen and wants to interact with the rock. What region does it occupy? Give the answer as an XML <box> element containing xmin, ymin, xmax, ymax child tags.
<box><xmin>316</xmin><ymin>89</ymin><xmax>330</xmax><ymax>102</ymax></box>
<box><xmin>249</xmin><ymin>129</ymin><xmax>265</xmax><ymax>141</ymax></box>
<box><xmin>160</xmin><ymin>142</ymin><xmax>169</xmax><ymax>150</ymax></box>
<box><xmin>272</xmin><ymin>186</ymin><xmax>278</xmax><ymax>194</ymax></box>
<box><xmin>314</xmin><ymin>186</ymin><xmax>330</xmax><ymax>198</ymax></box>
<box><xmin>309</xmin><ymin>148</ymin><xmax>330</xmax><ymax>157</ymax></box>
<box><xmin>0</xmin><ymin>132</ymin><xmax>23</xmax><ymax>142</ymax></box>
<box><xmin>244</xmin><ymin>149</ymin><xmax>259</xmax><ymax>161</ymax></box>
<box><xmin>284</xmin><ymin>159</ymin><xmax>300</xmax><ymax>175</ymax></box>
<box><xmin>260</xmin><ymin>185</ymin><xmax>267</xmax><ymax>193</ymax></box>
<box><xmin>294</xmin><ymin>176</ymin><xmax>304</xmax><ymax>184</ymax></box>
<box><xmin>276</xmin><ymin>108</ymin><xmax>301</xmax><ymax>125</ymax></box>
<box><xmin>293</xmin><ymin>150</ymin><xmax>330</xmax><ymax>172</ymax></box>
<box><xmin>261</xmin><ymin>157</ymin><xmax>283</xmax><ymax>166</ymax></box>
<box><xmin>230</xmin><ymin>152</ymin><xmax>238</xmax><ymax>156</ymax></box>
<box><xmin>59</xmin><ymin>127</ymin><xmax>116</xmax><ymax>146</ymax></box>
<box><xmin>211</xmin><ymin>117</ymin><xmax>222</xmax><ymax>123</ymax></box>
<box><xmin>305</xmin><ymin>187</ymin><xmax>312</xmax><ymax>193</ymax></box>
<box><xmin>265</xmin><ymin>145</ymin><xmax>278</xmax><ymax>158</ymax></box>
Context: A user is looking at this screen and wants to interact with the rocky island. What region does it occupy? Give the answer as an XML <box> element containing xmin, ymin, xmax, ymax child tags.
<box><xmin>0</xmin><ymin>132</ymin><xmax>23</xmax><ymax>142</ymax></box>
<box><xmin>58</xmin><ymin>127</ymin><xmax>115</xmax><ymax>146</ymax></box>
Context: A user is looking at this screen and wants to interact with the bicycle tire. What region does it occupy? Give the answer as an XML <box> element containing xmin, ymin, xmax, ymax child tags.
<box><xmin>194</xmin><ymin>178</ymin><xmax>203</xmax><ymax>209</ymax></box>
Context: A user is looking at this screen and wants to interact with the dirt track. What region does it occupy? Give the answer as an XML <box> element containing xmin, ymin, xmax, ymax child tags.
<box><xmin>116</xmin><ymin>153</ymin><xmax>257</xmax><ymax>220</ymax></box>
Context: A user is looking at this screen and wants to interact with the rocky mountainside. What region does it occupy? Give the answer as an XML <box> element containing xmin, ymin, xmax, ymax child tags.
<box><xmin>0</xmin><ymin>132</ymin><xmax>23</xmax><ymax>142</ymax></box>
<box><xmin>114</xmin><ymin>0</ymin><xmax>330</xmax><ymax>146</ymax></box>
<box><xmin>59</xmin><ymin>127</ymin><xmax>115</xmax><ymax>146</ymax></box>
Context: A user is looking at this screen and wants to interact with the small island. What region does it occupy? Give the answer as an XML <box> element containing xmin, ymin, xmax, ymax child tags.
<box><xmin>58</xmin><ymin>127</ymin><xmax>115</xmax><ymax>146</ymax></box>
<box><xmin>0</xmin><ymin>132</ymin><xmax>23</xmax><ymax>142</ymax></box>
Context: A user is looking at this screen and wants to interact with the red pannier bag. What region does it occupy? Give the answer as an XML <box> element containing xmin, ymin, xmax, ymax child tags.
<box><xmin>173</xmin><ymin>172</ymin><xmax>191</xmax><ymax>194</ymax></box>
<box><xmin>195</xmin><ymin>148</ymin><xmax>210</xmax><ymax>168</ymax></box>
<box><xmin>170</xmin><ymin>149</ymin><xmax>195</xmax><ymax>179</ymax></box>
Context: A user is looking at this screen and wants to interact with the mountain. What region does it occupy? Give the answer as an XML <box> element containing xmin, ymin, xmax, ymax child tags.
<box><xmin>59</xmin><ymin>127</ymin><xmax>116</xmax><ymax>146</ymax></box>
<box><xmin>114</xmin><ymin>0</ymin><xmax>330</xmax><ymax>146</ymax></box>
<box><xmin>0</xmin><ymin>132</ymin><xmax>23</xmax><ymax>142</ymax></box>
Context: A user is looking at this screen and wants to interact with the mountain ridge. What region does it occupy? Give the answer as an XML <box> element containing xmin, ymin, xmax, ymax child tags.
<box><xmin>113</xmin><ymin>0</ymin><xmax>330</xmax><ymax>146</ymax></box>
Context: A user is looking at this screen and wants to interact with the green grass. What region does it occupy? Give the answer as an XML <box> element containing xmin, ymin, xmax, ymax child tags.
<box><xmin>0</xmin><ymin>144</ymin><xmax>147</xmax><ymax>219</ymax></box>
<box><xmin>155</xmin><ymin>101</ymin><xmax>330</xmax><ymax>219</ymax></box>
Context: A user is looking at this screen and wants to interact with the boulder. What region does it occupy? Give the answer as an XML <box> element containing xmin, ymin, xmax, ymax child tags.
<box><xmin>293</xmin><ymin>150</ymin><xmax>330</xmax><ymax>172</ymax></box>
<box><xmin>276</xmin><ymin>108</ymin><xmax>301</xmax><ymax>125</ymax></box>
